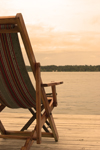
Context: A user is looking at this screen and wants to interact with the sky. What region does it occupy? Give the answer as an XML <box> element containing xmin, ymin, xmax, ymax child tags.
<box><xmin>0</xmin><ymin>0</ymin><xmax>100</xmax><ymax>65</ymax></box>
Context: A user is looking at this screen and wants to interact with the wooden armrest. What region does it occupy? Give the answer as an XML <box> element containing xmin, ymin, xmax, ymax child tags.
<box><xmin>41</xmin><ymin>81</ymin><xmax>63</xmax><ymax>87</ymax></box>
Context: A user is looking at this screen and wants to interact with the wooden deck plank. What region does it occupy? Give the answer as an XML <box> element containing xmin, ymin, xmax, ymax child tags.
<box><xmin>0</xmin><ymin>112</ymin><xmax>100</xmax><ymax>150</ymax></box>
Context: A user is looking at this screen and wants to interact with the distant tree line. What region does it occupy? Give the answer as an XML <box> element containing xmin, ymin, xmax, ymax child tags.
<box><xmin>26</xmin><ymin>65</ymin><xmax>100</xmax><ymax>72</ymax></box>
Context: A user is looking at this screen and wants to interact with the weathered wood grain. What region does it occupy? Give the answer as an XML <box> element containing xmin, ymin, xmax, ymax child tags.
<box><xmin>0</xmin><ymin>112</ymin><xmax>100</xmax><ymax>150</ymax></box>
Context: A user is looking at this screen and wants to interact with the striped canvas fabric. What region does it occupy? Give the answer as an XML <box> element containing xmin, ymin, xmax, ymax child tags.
<box><xmin>0</xmin><ymin>24</ymin><xmax>36</xmax><ymax>108</ymax></box>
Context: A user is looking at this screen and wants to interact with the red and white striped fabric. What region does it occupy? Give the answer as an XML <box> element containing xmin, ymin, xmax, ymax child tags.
<box><xmin>0</xmin><ymin>25</ymin><xmax>36</xmax><ymax>108</ymax></box>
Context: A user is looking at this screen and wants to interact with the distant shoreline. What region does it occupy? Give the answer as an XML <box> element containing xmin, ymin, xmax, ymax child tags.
<box><xmin>26</xmin><ymin>65</ymin><xmax>100</xmax><ymax>72</ymax></box>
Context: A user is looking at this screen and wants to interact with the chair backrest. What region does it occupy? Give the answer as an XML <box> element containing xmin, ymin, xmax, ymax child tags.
<box><xmin>0</xmin><ymin>16</ymin><xmax>36</xmax><ymax>108</ymax></box>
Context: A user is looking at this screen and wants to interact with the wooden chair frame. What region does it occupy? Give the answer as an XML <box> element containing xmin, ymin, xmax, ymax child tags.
<box><xmin>0</xmin><ymin>13</ymin><xmax>63</xmax><ymax>150</ymax></box>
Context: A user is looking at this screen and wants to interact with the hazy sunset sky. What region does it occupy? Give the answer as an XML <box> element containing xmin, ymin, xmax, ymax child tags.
<box><xmin>0</xmin><ymin>0</ymin><xmax>100</xmax><ymax>65</ymax></box>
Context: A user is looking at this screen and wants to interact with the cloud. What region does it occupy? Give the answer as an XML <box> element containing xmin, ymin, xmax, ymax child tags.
<box><xmin>19</xmin><ymin>24</ymin><xmax>100</xmax><ymax>65</ymax></box>
<box><xmin>26</xmin><ymin>24</ymin><xmax>100</xmax><ymax>53</ymax></box>
<box><xmin>34</xmin><ymin>50</ymin><xmax>100</xmax><ymax>66</ymax></box>
<box><xmin>0</xmin><ymin>0</ymin><xmax>100</xmax><ymax>65</ymax></box>
<box><xmin>91</xmin><ymin>15</ymin><xmax>100</xmax><ymax>25</ymax></box>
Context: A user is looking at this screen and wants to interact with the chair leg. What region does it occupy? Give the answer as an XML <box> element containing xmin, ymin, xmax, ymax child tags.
<box><xmin>21</xmin><ymin>138</ymin><xmax>34</xmax><ymax>150</ymax></box>
<box><xmin>36</xmin><ymin>63</ymin><xmax>41</xmax><ymax>144</ymax></box>
<box><xmin>21</xmin><ymin>113</ymin><xmax>50</xmax><ymax>133</ymax></box>
<box><xmin>21</xmin><ymin>115</ymin><xmax>36</xmax><ymax>131</ymax></box>
<box><xmin>48</xmin><ymin>113</ymin><xmax>59</xmax><ymax>142</ymax></box>
<box><xmin>21</xmin><ymin>129</ymin><xmax>36</xmax><ymax>150</ymax></box>
<box><xmin>43</xmin><ymin>125</ymin><xmax>49</xmax><ymax>132</ymax></box>
<box><xmin>0</xmin><ymin>121</ymin><xmax>6</xmax><ymax>135</ymax></box>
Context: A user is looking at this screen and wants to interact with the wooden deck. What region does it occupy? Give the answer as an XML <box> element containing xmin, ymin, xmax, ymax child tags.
<box><xmin>0</xmin><ymin>112</ymin><xmax>100</xmax><ymax>150</ymax></box>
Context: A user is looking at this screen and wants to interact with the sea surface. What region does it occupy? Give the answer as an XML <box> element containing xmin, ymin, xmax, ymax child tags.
<box><xmin>2</xmin><ymin>72</ymin><xmax>100</xmax><ymax>115</ymax></box>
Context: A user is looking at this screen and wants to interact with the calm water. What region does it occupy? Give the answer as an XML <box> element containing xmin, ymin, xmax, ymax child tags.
<box><xmin>3</xmin><ymin>72</ymin><xmax>100</xmax><ymax>115</ymax></box>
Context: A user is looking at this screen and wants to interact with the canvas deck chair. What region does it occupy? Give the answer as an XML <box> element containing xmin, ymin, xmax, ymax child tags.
<box><xmin>0</xmin><ymin>13</ymin><xmax>63</xmax><ymax>150</ymax></box>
